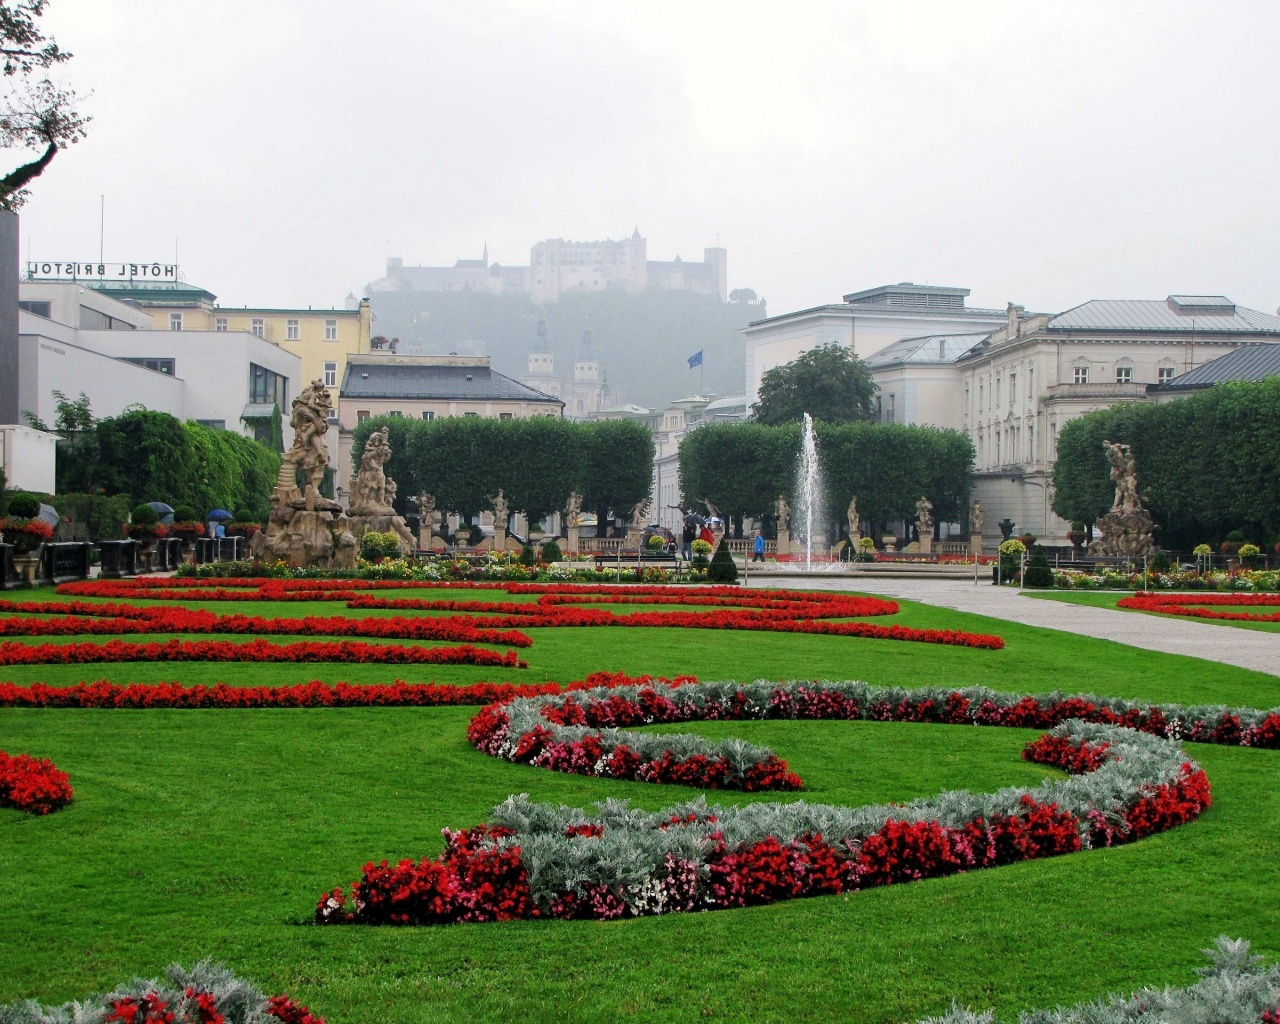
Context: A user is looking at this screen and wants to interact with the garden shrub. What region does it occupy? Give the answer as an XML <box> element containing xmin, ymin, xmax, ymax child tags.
<box><xmin>1022</xmin><ymin>546</ymin><xmax>1054</xmax><ymax>588</ymax></box>
<box><xmin>172</xmin><ymin>505</ymin><xmax>198</xmax><ymax>524</ymax></box>
<box><xmin>707</xmin><ymin>537</ymin><xmax>739</xmax><ymax>583</ymax></box>
<box><xmin>6</xmin><ymin>492</ymin><xmax>40</xmax><ymax>519</ymax></box>
<box><xmin>130</xmin><ymin>503</ymin><xmax>159</xmax><ymax>526</ymax></box>
<box><xmin>518</xmin><ymin>543</ymin><xmax>537</xmax><ymax>566</ymax></box>
<box><xmin>1150</xmin><ymin>549</ymin><xmax>1172</xmax><ymax>572</ymax></box>
<box><xmin>997</xmin><ymin>538</ymin><xmax>1025</xmax><ymax>584</ymax></box>
<box><xmin>540</xmin><ymin>539</ymin><xmax>563</xmax><ymax>562</ymax></box>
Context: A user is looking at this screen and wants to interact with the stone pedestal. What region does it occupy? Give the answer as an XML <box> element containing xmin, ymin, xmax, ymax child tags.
<box><xmin>625</xmin><ymin>526</ymin><xmax>644</xmax><ymax>552</ymax></box>
<box><xmin>13</xmin><ymin>553</ymin><xmax>38</xmax><ymax>586</ymax></box>
<box><xmin>919</xmin><ymin>534</ymin><xmax>933</xmax><ymax>555</ymax></box>
<box><xmin>493</xmin><ymin>526</ymin><xmax>507</xmax><ymax>552</ymax></box>
<box><xmin>776</xmin><ymin>528</ymin><xmax>790</xmax><ymax>556</ymax></box>
<box><xmin>1088</xmin><ymin>509</ymin><xmax>1156</xmax><ymax>559</ymax></box>
<box><xmin>970</xmin><ymin>534</ymin><xmax>983</xmax><ymax>557</ymax></box>
<box><xmin>881</xmin><ymin>534</ymin><xmax>897</xmax><ymax>554</ymax></box>
<box><xmin>566</xmin><ymin>526</ymin><xmax>580</xmax><ymax>556</ymax></box>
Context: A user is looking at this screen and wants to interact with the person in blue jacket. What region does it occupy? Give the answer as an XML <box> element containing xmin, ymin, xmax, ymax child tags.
<box><xmin>752</xmin><ymin>531</ymin><xmax>766</xmax><ymax>562</ymax></box>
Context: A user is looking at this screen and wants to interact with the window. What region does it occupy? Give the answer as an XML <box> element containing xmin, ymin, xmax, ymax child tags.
<box><xmin>327</xmin><ymin>407</ymin><xmax>337</xmax><ymax>421</ymax></box>
<box><xmin>286</xmin><ymin>319</ymin><xmax>300</xmax><ymax>340</ymax></box>
<box><xmin>215</xmin><ymin>317</ymin><xmax>228</xmax><ymax>332</ymax></box>
<box><xmin>1009</xmin><ymin>372</ymin><xmax>1016</xmax><ymax>405</ymax></box>
<box><xmin>420</xmin><ymin>411</ymin><xmax>435</xmax><ymax>421</ymax></box>
<box><xmin>194</xmin><ymin>419</ymin><xmax>226</xmax><ymax>430</ymax></box>
<box><xmin>388</xmin><ymin>410</ymin><xmax>403</xmax><ymax>417</ymax></box>
<box><xmin>323</xmin><ymin>361</ymin><xmax>337</xmax><ymax>387</ymax></box>
<box><xmin>1116</xmin><ymin>366</ymin><xmax>1132</xmax><ymax>384</ymax></box>
<box><xmin>463</xmin><ymin>411</ymin><xmax>480</xmax><ymax>417</ymax></box>
<box><xmin>78</xmin><ymin>305</ymin><xmax>135</xmax><ymax>330</ymax></box>
<box><xmin>249</xmin><ymin>363</ymin><xmax>288</xmax><ymax>407</ymax></box>
<box><xmin>1027</xmin><ymin>424</ymin><xmax>1035</xmax><ymax>462</ymax></box>
<box><xmin>499</xmin><ymin>412</ymin><xmax>513</xmax><ymax>420</ymax></box>
<box><xmin>18</xmin><ymin>300</ymin><xmax>51</xmax><ymax>318</ymax></box>
<box><xmin>886</xmin><ymin>393</ymin><xmax>895</xmax><ymax>423</ymax></box>
<box><xmin>169</xmin><ymin>313</ymin><xmax>183</xmax><ymax>331</ymax></box>
<box><xmin>121</xmin><ymin>356</ymin><xmax>176</xmax><ymax>376</ymax></box>
<box><xmin>978</xmin><ymin>384</ymin><xmax>983</xmax><ymax>412</ymax></box>
<box><xmin>251</xmin><ymin>318</ymin><xmax>265</xmax><ymax>338</ymax></box>
<box><xmin>356</xmin><ymin>410</ymin><xmax>370</xmax><ymax>422</ymax></box>
<box><xmin>324</xmin><ymin>319</ymin><xmax>338</xmax><ymax>341</ymax></box>
<box><xmin>1158</xmin><ymin>366</ymin><xmax>1175</xmax><ymax>384</ymax></box>
<box><xmin>1074</xmin><ymin>366</ymin><xmax>1090</xmax><ymax>384</ymax></box>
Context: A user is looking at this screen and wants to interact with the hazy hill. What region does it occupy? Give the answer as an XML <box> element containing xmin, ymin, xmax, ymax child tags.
<box><xmin>364</xmin><ymin>289</ymin><xmax>766</xmax><ymax>409</ymax></box>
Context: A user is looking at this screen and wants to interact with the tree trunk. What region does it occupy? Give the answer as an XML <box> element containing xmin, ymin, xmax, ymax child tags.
<box><xmin>0</xmin><ymin>140</ymin><xmax>57</xmax><ymax>209</ymax></box>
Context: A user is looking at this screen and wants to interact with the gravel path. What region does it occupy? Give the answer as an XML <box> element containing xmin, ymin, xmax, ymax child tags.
<box><xmin>747</xmin><ymin>575</ymin><xmax>1280</xmax><ymax>677</ymax></box>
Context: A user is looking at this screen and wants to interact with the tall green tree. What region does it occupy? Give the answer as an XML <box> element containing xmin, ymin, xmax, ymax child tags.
<box><xmin>579</xmin><ymin>419</ymin><xmax>653</xmax><ymax>535</ymax></box>
<box><xmin>752</xmin><ymin>343</ymin><xmax>877</xmax><ymax>426</ymax></box>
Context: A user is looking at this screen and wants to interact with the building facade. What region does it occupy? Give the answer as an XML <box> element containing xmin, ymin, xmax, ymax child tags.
<box><xmin>950</xmin><ymin>296</ymin><xmax>1280</xmax><ymax>547</ymax></box>
<box><xmin>742</xmin><ymin>283</ymin><xmax>1007</xmax><ymax>407</ymax></box>
<box><xmin>368</xmin><ymin>230</ymin><xmax>728</xmax><ymax>305</ymax></box>
<box><xmin>17</xmin><ymin>282</ymin><xmax>302</xmax><ymax>446</ymax></box>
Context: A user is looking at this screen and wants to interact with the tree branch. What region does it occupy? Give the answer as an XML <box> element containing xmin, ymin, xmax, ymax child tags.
<box><xmin>0</xmin><ymin>136</ymin><xmax>56</xmax><ymax>206</ymax></box>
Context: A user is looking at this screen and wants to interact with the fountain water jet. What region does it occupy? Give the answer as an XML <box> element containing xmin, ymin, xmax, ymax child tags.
<box><xmin>794</xmin><ymin>412</ymin><xmax>825</xmax><ymax>571</ymax></box>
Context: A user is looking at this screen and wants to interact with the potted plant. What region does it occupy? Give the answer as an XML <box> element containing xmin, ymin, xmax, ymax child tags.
<box><xmin>127</xmin><ymin>503</ymin><xmax>167</xmax><ymax>549</ymax></box>
<box><xmin>1</xmin><ymin>493</ymin><xmax>53</xmax><ymax>583</ymax></box>
<box><xmin>1238</xmin><ymin>543</ymin><xmax>1261</xmax><ymax>569</ymax></box>
<box><xmin>168</xmin><ymin>505</ymin><xmax>205</xmax><ymax>552</ymax></box>
<box><xmin>1066</xmin><ymin>521</ymin><xmax>1088</xmax><ymax>551</ymax></box>
<box><xmin>1220</xmin><ymin>530</ymin><xmax>1247</xmax><ymax>557</ymax></box>
<box><xmin>995</xmin><ymin>538</ymin><xmax>1026</xmax><ymax>585</ymax></box>
<box><xmin>690</xmin><ymin>538</ymin><xmax>713</xmax><ymax>571</ymax></box>
<box><xmin>224</xmin><ymin>509</ymin><xmax>263</xmax><ymax>539</ymax></box>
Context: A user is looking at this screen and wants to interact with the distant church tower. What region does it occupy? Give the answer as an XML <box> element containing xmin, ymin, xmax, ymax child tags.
<box><xmin>521</xmin><ymin>311</ymin><xmax>560</xmax><ymax>398</ymax></box>
<box><xmin>565</xmin><ymin>322</ymin><xmax>605</xmax><ymax>418</ymax></box>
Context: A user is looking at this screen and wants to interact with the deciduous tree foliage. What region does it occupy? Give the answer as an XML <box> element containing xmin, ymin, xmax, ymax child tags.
<box><xmin>352</xmin><ymin>415</ymin><xmax>654</xmax><ymax>527</ymax></box>
<box><xmin>679</xmin><ymin>421</ymin><xmax>973</xmax><ymax>533</ymax></box>
<box><xmin>751</xmin><ymin>343</ymin><xmax>877</xmax><ymax>426</ymax></box>
<box><xmin>1052</xmin><ymin>379</ymin><xmax>1280</xmax><ymax>549</ymax></box>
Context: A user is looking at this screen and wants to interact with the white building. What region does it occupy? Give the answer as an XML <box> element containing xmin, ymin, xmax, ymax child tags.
<box><xmin>16</xmin><ymin>281</ymin><xmax>302</xmax><ymax>447</ymax></box>
<box><xmin>863</xmin><ymin>296</ymin><xmax>1280</xmax><ymax>548</ymax></box>
<box><xmin>0</xmin><ymin>423</ymin><xmax>58</xmax><ymax>492</ymax></box>
<box><xmin>742</xmin><ymin>283</ymin><xmax>1006</xmax><ymax>407</ymax></box>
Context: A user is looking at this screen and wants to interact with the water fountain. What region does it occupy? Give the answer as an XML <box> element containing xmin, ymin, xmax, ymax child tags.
<box><xmin>793</xmin><ymin>412</ymin><xmax>825</xmax><ymax>571</ymax></box>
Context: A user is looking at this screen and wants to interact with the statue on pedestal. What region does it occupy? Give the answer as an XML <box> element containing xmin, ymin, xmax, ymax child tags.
<box><xmin>348</xmin><ymin>427</ymin><xmax>396</xmax><ymax>515</ymax></box>
<box><xmin>1089</xmin><ymin>440</ymin><xmax>1157</xmax><ymax>558</ymax></box>
<box><xmin>490</xmin><ymin>489</ymin><xmax>510</xmax><ymax>550</ymax></box>
<box><xmin>416</xmin><ymin>492</ymin><xmax>442</xmax><ymax>551</ymax></box>
<box><xmin>970</xmin><ymin>500</ymin><xmax>984</xmax><ymax>535</ymax></box>
<box><xmin>846</xmin><ymin>496</ymin><xmax>859</xmax><ymax>539</ymax></box>
<box><xmin>563</xmin><ymin>491</ymin><xmax>582</xmax><ymax>553</ymax></box>
<box><xmin>915</xmin><ymin>496</ymin><xmax>933</xmax><ymax>534</ymax></box>
<box><xmin>774</xmin><ymin>494</ymin><xmax>791</xmax><ymax>555</ymax></box>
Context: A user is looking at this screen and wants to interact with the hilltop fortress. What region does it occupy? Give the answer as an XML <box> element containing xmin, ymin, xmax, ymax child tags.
<box><xmin>368</xmin><ymin>229</ymin><xmax>728</xmax><ymax>304</ymax></box>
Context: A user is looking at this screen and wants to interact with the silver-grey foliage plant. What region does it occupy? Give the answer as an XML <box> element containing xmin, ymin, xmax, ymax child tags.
<box><xmin>916</xmin><ymin>937</ymin><xmax>1280</xmax><ymax>1024</ymax></box>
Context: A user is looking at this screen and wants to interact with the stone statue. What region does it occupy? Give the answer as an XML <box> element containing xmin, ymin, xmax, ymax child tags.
<box><xmin>348</xmin><ymin>427</ymin><xmax>395</xmax><ymax>515</ymax></box>
<box><xmin>383</xmin><ymin>476</ymin><xmax>398</xmax><ymax>509</ymax></box>
<box><xmin>1104</xmin><ymin>439</ymin><xmax>1143</xmax><ymax>513</ymax></box>
<box><xmin>1089</xmin><ymin>440</ymin><xmax>1156</xmax><ymax>558</ymax></box>
<box><xmin>700</xmin><ymin>497</ymin><xmax>722</xmax><ymax>523</ymax></box>
<box><xmin>846</xmin><ymin>496</ymin><xmax>859</xmax><ymax>538</ymax></box>
<box><xmin>288</xmin><ymin>379</ymin><xmax>332</xmax><ymax>501</ymax></box>
<box><xmin>774</xmin><ymin>494</ymin><xmax>790</xmax><ymax>523</ymax></box>
<box><xmin>564</xmin><ymin>491</ymin><xmax>582</xmax><ymax>527</ymax></box>
<box><xmin>970</xmin><ymin>500</ymin><xmax>984</xmax><ymax>535</ymax></box>
<box><xmin>490</xmin><ymin>488</ymin><xmax>509</xmax><ymax>528</ymax></box>
<box><xmin>915</xmin><ymin>495</ymin><xmax>934</xmax><ymax>534</ymax></box>
<box><xmin>415</xmin><ymin>492</ymin><xmax>440</xmax><ymax>549</ymax></box>
<box><xmin>629</xmin><ymin>496</ymin><xmax>651</xmax><ymax>528</ymax></box>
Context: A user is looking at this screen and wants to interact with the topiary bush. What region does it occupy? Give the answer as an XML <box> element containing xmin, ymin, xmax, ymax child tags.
<box><xmin>172</xmin><ymin>505</ymin><xmax>198</xmax><ymax>524</ymax></box>
<box><xmin>540</xmin><ymin>539</ymin><xmax>563</xmax><ymax>563</ymax></box>
<box><xmin>1022</xmin><ymin>546</ymin><xmax>1054</xmax><ymax>588</ymax></box>
<box><xmin>707</xmin><ymin>536</ymin><xmax>739</xmax><ymax>583</ymax></box>
<box><xmin>130</xmin><ymin>503</ymin><xmax>159</xmax><ymax>526</ymax></box>
<box><xmin>6</xmin><ymin>492</ymin><xmax>41</xmax><ymax>519</ymax></box>
<box><xmin>518</xmin><ymin>543</ymin><xmax>537</xmax><ymax>566</ymax></box>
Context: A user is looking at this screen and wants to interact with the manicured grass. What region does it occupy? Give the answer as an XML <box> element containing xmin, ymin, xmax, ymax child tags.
<box><xmin>2</xmin><ymin>586</ymin><xmax>1280</xmax><ymax>1023</ymax></box>
<box><xmin>1026</xmin><ymin>590</ymin><xmax>1280</xmax><ymax>633</ymax></box>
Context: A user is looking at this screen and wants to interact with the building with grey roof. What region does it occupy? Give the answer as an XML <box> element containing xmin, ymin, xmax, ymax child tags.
<box><xmin>742</xmin><ymin>282</ymin><xmax>1007</xmax><ymax>407</ymax></box>
<box><xmin>1151</xmin><ymin>342</ymin><xmax>1280</xmax><ymax>395</ymax></box>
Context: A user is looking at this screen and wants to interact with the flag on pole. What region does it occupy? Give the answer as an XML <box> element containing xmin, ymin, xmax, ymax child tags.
<box><xmin>687</xmin><ymin>350</ymin><xmax>703</xmax><ymax>369</ymax></box>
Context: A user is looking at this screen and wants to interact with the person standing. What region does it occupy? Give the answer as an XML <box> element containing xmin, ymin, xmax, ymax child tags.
<box><xmin>681</xmin><ymin>517</ymin><xmax>695</xmax><ymax>560</ymax></box>
<box><xmin>752</xmin><ymin>531</ymin><xmax>766</xmax><ymax>562</ymax></box>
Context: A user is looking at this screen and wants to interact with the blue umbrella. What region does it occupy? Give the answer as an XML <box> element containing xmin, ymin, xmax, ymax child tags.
<box><xmin>207</xmin><ymin>509</ymin><xmax>233</xmax><ymax>521</ymax></box>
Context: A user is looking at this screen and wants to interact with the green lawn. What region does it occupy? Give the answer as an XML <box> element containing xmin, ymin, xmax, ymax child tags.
<box><xmin>1026</xmin><ymin>589</ymin><xmax>1280</xmax><ymax>633</ymax></box>
<box><xmin>2</xmin><ymin>587</ymin><xmax>1279</xmax><ymax>1023</ymax></box>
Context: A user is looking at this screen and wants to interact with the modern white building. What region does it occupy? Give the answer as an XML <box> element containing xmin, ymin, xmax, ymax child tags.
<box><xmin>742</xmin><ymin>283</ymin><xmax>1007</xmax><ymax>407</ymax></box>
<box><xmin>0</xmin><ymin>423</ymin><xmax>58</xmax><ymax>492</ymax></box>
<box><xmin>16</xmin><ymin>281</ymin><xmax>302</xmax><ymax>447</ymax></box>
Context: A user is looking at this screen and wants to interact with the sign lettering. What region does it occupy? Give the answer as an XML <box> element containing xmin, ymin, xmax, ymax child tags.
<box><xmin>26</xmin><ymin>261</ymin><xmax>178</xmax><ymax>282</ymax></box>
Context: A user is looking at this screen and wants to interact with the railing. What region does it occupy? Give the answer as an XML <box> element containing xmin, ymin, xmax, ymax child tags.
<box><xmin>578</xmin><ymin>537</ymin><xmax>626</xmax><ymax>553</ymax></box>
<box><xmin>40</xmin><ymin>542</ymin><xmax>92</xmax><ymax>583</ymax></box>
<box><xmin>722</xmin><ymin>538</ymin><xmax>777</xmax><ymax>555</ymax></box>
<box><xmin>98</xmin><ymin>540</ymin><xmax>139</xmax><ymax>579</ymax></box>
<box><xmin>936</xmin><ymin>541</ymin><xmax>971</xmax><ymax>556</ymax></box>
<box><xmin>148</xmin><ymin>537</ymin><xmax>184</xmax><ymax>572</ymax></box>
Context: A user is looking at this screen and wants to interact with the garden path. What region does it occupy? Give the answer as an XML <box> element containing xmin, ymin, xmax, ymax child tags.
<box><xmin>747</xmin><ymin>576</ymin><xmax>1280</xmax><ymax>677</ymax></box>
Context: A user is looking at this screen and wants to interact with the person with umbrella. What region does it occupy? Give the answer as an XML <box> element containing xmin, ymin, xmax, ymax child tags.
<box><xmin>680</xmin><ymin>510</ymin><xmax>702</xmax><ymax>561</ymax></box>
<box><xmin>207</xmin><ymin>509</ymin><xmax>232</xmax><ymax>540</ymax></box>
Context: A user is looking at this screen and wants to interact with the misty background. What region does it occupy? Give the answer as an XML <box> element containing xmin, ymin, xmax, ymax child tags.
<box><xmin>15</xmin><ymin>0</ymin><xmax>1280</xmax><ymax>407</ymax></box>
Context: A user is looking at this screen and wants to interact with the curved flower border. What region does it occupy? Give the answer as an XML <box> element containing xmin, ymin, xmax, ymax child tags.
<box><xmin>1119</xmin><ymin>591</ymin><xmax>1280</xmax><ymax>623</ymax></box>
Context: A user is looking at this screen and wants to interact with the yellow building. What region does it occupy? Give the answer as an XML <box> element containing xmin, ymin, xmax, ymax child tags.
<box><xmin>89</xmin><ymin>280</ymin><xmax>373</xmax><ymax>418</ymax></box>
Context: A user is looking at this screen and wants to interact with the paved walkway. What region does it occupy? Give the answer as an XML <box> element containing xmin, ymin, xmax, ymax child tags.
<box><xmin>747</xmin><ymin>575</ymin><xmax>1280</xmax><ymax>677</ymax></box>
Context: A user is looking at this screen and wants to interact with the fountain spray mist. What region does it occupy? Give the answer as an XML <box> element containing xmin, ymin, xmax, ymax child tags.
<box><xmin>794</xmin><ymin>413</ymin><xmax>825</xmax><ymax>571</ymax></box>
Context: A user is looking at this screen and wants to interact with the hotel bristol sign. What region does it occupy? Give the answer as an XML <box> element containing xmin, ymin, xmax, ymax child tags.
<box><xmin>26</xmin><ymin>261</ymin><xmax>178</xmax><ymax>282</ymax></box>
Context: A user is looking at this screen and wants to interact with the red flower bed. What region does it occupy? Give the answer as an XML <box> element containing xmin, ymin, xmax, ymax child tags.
<box><xmin>1119</xmin><ymin>592</ymin><xmax>1280</xmax><ymax>623</ymax></box>
<box><xmin>44</xmin><ymin>579</ymin><xmax>1005</xmax><ymax>650</ymax></box>
<box><xmin>100</xmin><ymin>986</ymin><xmax>321</xmax><ymax>1024</ymax></box>
<box><xmin>0</xmin><ymin>638</ymin><xmax>524</xmax><ymax>668</ymax></box>
<box><xmin>0</xmin><ymin>749</ymin><xmax>73</xmax><ymax>814</ymax></box>
<box><xmin>0</xmin><ymin>672</ymin><xmax>686</xmax><ymax>709</ymax></box>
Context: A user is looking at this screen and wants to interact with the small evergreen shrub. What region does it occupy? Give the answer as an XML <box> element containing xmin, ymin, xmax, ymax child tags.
<box><xmin>518</xmin><ymin>543</ymin><xmax>537</xmax><ymax>566</ymax></box>
<box><xmin>1022</xmin><ymin>546</ymin><xmax>1054</xmax><ymax>588</ymax></box>
<box><xmin>130</xmin><ymin>503</ymin><xmax>159</xmax><ymax>526</ymax></box>
<box><xmin>540</xmin><ymin>539</ymin><xmax>563</xmax><ymax>562</ymax></box>
<box><xmin>6</xmin><ymin>492</ymin><xmax>40</xmax><ymax>519</ymax></box>
<box><xmin>1151</xmin><ymin>549</ymin><xmax>1172</xmax><ymax>572</ymax></box>
<box><xmin>707</xmin><ymin>537</ymin><xmax>739</xmax><ymax>583</ymax></box>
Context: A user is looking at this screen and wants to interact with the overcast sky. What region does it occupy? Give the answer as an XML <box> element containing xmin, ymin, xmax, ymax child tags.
<box><xmin>16</xmin><ymin>1</ymin><xmax>1280</xmax><ymax>318</ymax></box>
